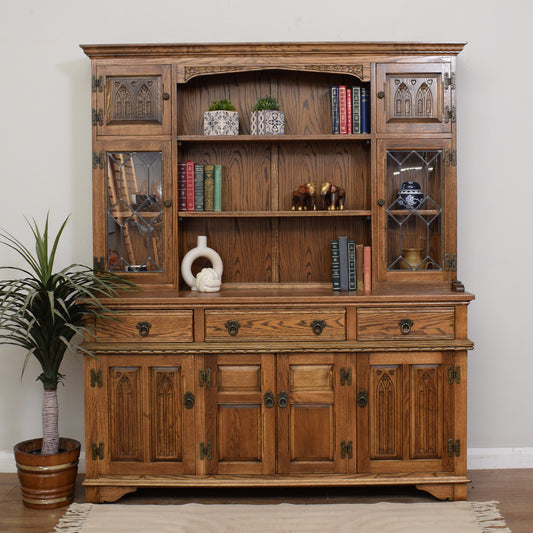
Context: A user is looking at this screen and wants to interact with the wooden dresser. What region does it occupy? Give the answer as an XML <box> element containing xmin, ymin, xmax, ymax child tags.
<box><xmin>81</xmin><ymin>41</ymin><xmax>473</xmax><ymax>503</ymax></box>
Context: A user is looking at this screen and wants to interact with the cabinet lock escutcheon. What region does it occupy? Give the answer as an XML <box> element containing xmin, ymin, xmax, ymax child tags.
<box><xmin>311</xmin><ymin>320</ymin><xmax>326</xmax><ymax>335</ymax></box>
<box><xmin>264</xmin><ymin>391</ymin><xmax>275</xmax><ymax>409</ymax></box>
<box><xmin>357</xmin><ymin>389</ymin><xmax>368</xmax><ymax>408</ymax></box>
<box><xmin>136</xmin><ymin>321</ymin><xmax>152</xmax><ymax>337</ymax></box>
<box><xmin>398</xmin><ymin>318</ymin><xmax>413</xmax><ymax>335</ymax></box>
<box><xmin>225</xmin><ymin>320</ymin><xmax>240</xmax><ymax>336</ymax></box>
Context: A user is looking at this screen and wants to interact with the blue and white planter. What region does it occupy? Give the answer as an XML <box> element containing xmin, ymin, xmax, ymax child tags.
<box><xmin>203</xmin><ymin>110</ymin><xmax>239</xmax><ymax>135</ymax></box>
<box><xmin>250</xmin><ymin>110</ymin><xmax>285</xmax><ymax>135</ymax></box>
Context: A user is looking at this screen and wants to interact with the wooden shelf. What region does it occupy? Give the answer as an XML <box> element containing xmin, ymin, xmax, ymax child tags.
<box><xmin>177</xmin><ymin>134</ymin><xmax>372</xmax><ymax>143</ymax></box>
<box><xmin>178</xmin><ymin>209</ymin><xmax>371</xmax><ymax>218</ymax></box>
<box><xmin>388</xmin><ymin>209</ymin><xmax>441</xmax><ymax>216</ymax></box>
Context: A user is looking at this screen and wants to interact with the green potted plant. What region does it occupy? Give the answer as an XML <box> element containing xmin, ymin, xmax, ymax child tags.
<box><xmin>203</xmin><ymin>98</ymin><xmax>239</xmax><ymax>135</ymax></box>
<box><xmin>0</xmin><ymin>214</ymin><xmax>136</xmax><ymax>509</ymax></box>
<box><xmin>250</xmin><ymin>95</ymin><xmax>285</xmax><ymax>135</ymax></box>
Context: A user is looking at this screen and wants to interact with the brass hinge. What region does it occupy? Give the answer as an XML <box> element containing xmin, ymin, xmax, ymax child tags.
<box><xmin>199</xmin><ymin>441</ymin><xmax>212</xmax><ymax>460</ymax></box>
<box><xmin>90</xmin><ymin>368</ymin><xmax>103</xmax><ymax>388</ymax></box>
<box><xmin>448</xmin><ymin>365</ymin><xmax>461</xmax><ymax>385</ymax></box>
<box><xmin>444</xmin><ymin>72</ymin><xmax>456</xmax><ymax>90</ymax></box>
<box><xmin>448</xmin><ymin>438</ymin><xmax>461</xmax><ymax>457</ymax></box>
<box><xmin>92</xmin><ymin>152</ymin><xmax>104</xmax><ymax>169</ymax></box>
<box><xmin>444</xmin><ymin>149</ymin><xmax>457</xmax><ymax>167</ymax></box>
<box><xmin>340</xmin><ymin>440</ymin><xmax>353</xmax><ymax>459</ymax></box>
<box><xmin>199</xmin><ymin>368</ymin><xmax>211</xmax><ymax>387</ymax></box>
<box><xmin>93</xmin><ymin>256</ymin><xmax>105</xmax><ymax>272</ymax></box>
<box><xmin>444</xmin><ymin>253</ymin><xmax>457</xmax><ymax>272</ymax></box>
<box><xmin>92</xmin><ymin>108</ymin><xmax>103</xmax><ymax>127</ymax></box>
<box><xmin>444</xmin><ymin>105</ymin><xmax>456</xmax><ymax>123</ymax></box>
<box><xmin>92</xmin><ymin>75</ymin><xmax>103</xmax><ymax>92</ymax></box>
<box><xmin>340</xmin><ymin>367</ymin><xmax>352</xmax><ymax>386</ymax></box>
<box><xmin>91</xmin><ymin>442</ymin><xmax>104</xmax><ymax>460</ymax></box>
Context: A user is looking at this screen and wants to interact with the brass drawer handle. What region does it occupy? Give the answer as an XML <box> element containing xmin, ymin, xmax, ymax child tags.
<box><xmin>225</xmin><ymin>320</ymin><xmax>240</xmax><ymax>336</ymax></box>
<box><xmin>398</xmin><ymin>318</ymin><xmax>413</xmax><ymax>335</ymax></box>
<box><xmin>264</xmin><ymin>391</ymin><xmax>275</xmax><ymax>409</ymax></box>
<box><xmin>136</xmin><ymin>321</ymin><xmax>152</xmax><ymax>337</ymax></box>
<box><xmin>278</xmin><ymin>391</ymin><xmax>289</xmax><ymax>408</ymax></box>
<box><xmin>311</xmin><ymin>320</ymin><xmax>326</xmax><ymax>335</ymax></box>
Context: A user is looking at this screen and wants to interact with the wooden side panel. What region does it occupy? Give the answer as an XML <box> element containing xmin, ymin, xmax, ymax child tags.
<box><xmin>277</xmin><ymin>353</ymin><xmax>347</xmax><ymax>474</ymax></box>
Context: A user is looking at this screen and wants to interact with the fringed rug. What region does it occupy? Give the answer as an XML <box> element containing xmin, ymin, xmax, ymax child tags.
<box><xmin>53</xmin><ymin>501</ymin><xmax>511</xmax><ymax>533</ymax></box>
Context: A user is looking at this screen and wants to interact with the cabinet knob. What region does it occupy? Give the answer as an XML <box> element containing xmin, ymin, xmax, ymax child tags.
<box><xmin>377</xmin><ymin>91</ymin><xmax>385</xmax><ymax>99</ymax></box>
<box><xmin>377</xmin><ymin>199</ymin><xmax>385</xmax><ymax>206</ymax></box>
<box><xmin>163</xmin><ymin>199</ymin><xmax>172</xmax><ymax>208</ymax></box>
<box><xmin>278</xmin><ymin>391</ymin><xmax>289</xmax><ymax>408</ymax></box>
<box><xmin>311</xmin><ymin>320</ymin><xmax>326</xmax><ymax>335</ymax></box>
<box><xmin>225</xmin><ymin>320</ymin><xmax>240</xmax><ymax>336</ymax></box>
<box><xmin>398</xmin><ymin>318</ymin><xmax>413</xmax><ymax>334</ymax></box>
<box><xmin>264</xmin><ymin>391</ymin><xmax>275</xmax><ymax>409</ymax></box>
<box><xmin>162</xmin><ymin>92</ymin><xmax>170</xmax><ymax>100</ymax></box>
<box><xmin>136</xmin><ymin>321</ymin><xmax>152</xmax><ymax>337</ymax></box>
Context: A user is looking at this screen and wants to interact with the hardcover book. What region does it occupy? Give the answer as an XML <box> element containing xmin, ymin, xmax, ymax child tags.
<box><xmin>361</xmin><ymin>86</ymin><xmax>370</xmax><ymax>134</ymax></box>
<box><xmin>338</xmin><ymin>235</ymin><xmax>349</xmax><ymax>291</ymax></box>
<box><xmin>214</xmin><ymin>165</ymin><xmax>222</xmax><ymax>211</ymax></box>
<box><xmin>177</xmin><ymin>162</ymin><xmax>187</xmax><ymax>212</ymax></box>
<box><xmin>356</xmin><ymin>243</ymin><xmax>364</xmax><ymax>290</ymax></box>
<box><xmin>330</xmin><ymin>239</ymin><xmax>341</xmax><ymax>291</ymax></box>
<box><xmin>348</xmin><ymin>239</ymin><xmax>356</xmax><ymax>291</ymax></box>
<box><xmin>352</xmin><ymin>86</ymin><xmax>361</xmax><ymax>134</ymax></box>
<box><xmin>363</xmin><ymin>245</ymin><xmax>371</xmax><ymax>292</ymax></box>
<box><xmin>331</xmin><ymin>86</ymin><xmax>340</xmax><ymax>134</ymax></box>
<box><xmin>186</xmin><ymin>160</ymin><xmax>195</xmax><ymax>211</ymax></box>
<box><xmin>338</xmin><ymin>85</ymin><xmax>347</xmax><ymax>134</ymax></box>
<box><xmin>346</xmin><ymin>88</ymin><xmax>353</xmax><ymax>135</ymax></box>
<box><xmin>203</xmin><ymin>164</ymin><xmax>215</xmax><ymax>211</ymax></box>
<box><xmin>194</xmin><ymin>164</ymin><xmax>205</xmax><ymax>212</ymax></box>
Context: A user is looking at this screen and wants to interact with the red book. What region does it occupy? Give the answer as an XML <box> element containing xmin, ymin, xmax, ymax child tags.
<box><xmin>346</xmin><ymin>88</ymin><xmax>352</xmax><ymax>134</ymax></box>
<box><xmin>363</xmin><ymin>246</ymin><xmax>371</xmax><ymax>292</ymax></box>
<box><xmin>338</xmin><ymin>85</ymin><xmax>347</xmax><ymax>134</ymax></box>
<box><xmin>186</xmin><ymin>160</ymin><xmax>195</xmax><ymax>211</ymax></box>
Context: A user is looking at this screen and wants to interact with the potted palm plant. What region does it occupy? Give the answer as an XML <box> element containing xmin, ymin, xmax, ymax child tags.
<box><xmin>0</xmin><ymin>214</ymin><xmax>136</xmax><ymax>509</ymax></box>
<box><xmin>203</xmin><ymin>98</ymin><xmax>239</xmax><ymax>135</ymax></box>
<box><xmin>250</xmin><ymin>95</ymin><xmax>285</xmax><ymax>135</ymax></box>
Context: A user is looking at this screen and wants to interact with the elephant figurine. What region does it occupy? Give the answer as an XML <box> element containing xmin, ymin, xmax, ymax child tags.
<box><xmin>291</xmin><ymin>184</ymin><xmax>309</xmax><ymax>210</ymax></box>
<box><xmin>328</xmin><ymin>184</ymin><xmax>346</xmax><ymax>210</ymax></box>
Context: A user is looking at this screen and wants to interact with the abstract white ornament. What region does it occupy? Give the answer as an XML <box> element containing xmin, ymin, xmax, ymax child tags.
<box><xmin>180</xmin><ymin>236</ymin><xmax>223</xmax><ymax>292</ymax></box>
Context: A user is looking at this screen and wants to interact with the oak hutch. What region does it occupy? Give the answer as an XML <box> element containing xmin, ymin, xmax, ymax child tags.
<box><xmin>81</xmin><ymin>41</ymin><xmax>473</xmax><ymax>503</ymax></box>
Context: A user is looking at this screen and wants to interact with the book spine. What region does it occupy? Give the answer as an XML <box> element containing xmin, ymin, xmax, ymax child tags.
<box><xmin>194</xmin><ymin>164</ymin><xmax>204</xmax><ymax>212</ymax></box>
<box><xmin>177</xmin><ymin>162</ymin><xmax>187</xmax><ymax>212</ymax></box>
<box><xmin>186</xmin><ymin>160</ymin><xmax>195</xmax><ymax>211</ymax></box>
<box><xmin>214</xmin><ymin>164</ymin><xmax>222</xmax><ymax>211</ymax></box>
<box><xmin>356</xmin><ymin>243</ymin><xmax>364</xmax><ymax>290</ymax></box>
<box><xmin>338</xmin><ymin>235</ymin><xmax>349</xmax><ymax>291</ymax></box>
<box><xmin>361</xmin><ymin>86</ymin><xmax>370</xmax><ymax>134</ymax></box>
<box><xmin>363</xmin><ymin>245</ymin><xmax>371</xmax><ymax>292</ymax></box>
<box><xmin>352</xmin><ymin>86</ymin><xmax>361</xmax><ymax>134</ymax></box>
<box><xmin>348</xmin><ymin>239</ymin><xmax>356</xmax><ymax>291</ymax></box>
<box><xmin>331</xmin><ymin>239</ymin><xmax>341</xmax><ymax>291</ymax></box>
<box><xmin>338</xmin><ymin>85</ymin><xmax>347</xmax><ymax>134</ymax></box>
<box><xmin>346</xmin><ymin>88</ymin><xmax>352</xmax><ymax>135</ymax></box>
<box><xmin>203</xmin><ymin>164</ymin><xmax>215</xmax><ymax>211</ymax></box>
<box><xmin>331</xmin><ymin>86</ymin><xmax>339</xmax><ymax>134</ymax></box>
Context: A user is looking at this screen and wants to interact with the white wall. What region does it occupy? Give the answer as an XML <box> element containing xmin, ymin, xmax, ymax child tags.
<box><xmin>1</xmin><ymin>0</ymin><xmax>532</xmax><ymax>471</ymax></box>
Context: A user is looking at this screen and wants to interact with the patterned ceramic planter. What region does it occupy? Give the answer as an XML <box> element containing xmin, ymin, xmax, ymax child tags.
<box><xmin>250</xmin><ymin>110</ymin><xmax>285</xmax><ymax>135</ymax></box>
<box><xmin>203</xmin><ymin>111</ymin><xmax>239</xmax><ymax>135</ymax></box>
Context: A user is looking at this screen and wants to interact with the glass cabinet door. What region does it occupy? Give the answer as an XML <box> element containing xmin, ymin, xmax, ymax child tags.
<box><xmin>376</xmin><ymin>139</ymin><xmax>456</xmax><ymax>282</ymax></box>
<box><xmin>93</xmin><ymin>141</ymin><xmax>174</xmax><ymax>285</ymax></box>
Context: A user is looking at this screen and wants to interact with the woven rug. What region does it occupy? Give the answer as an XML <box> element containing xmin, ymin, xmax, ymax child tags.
<box><xmin>53</xmin><ymin>501</ymin><xmax>510</xmax><ymax>533</ymax></box>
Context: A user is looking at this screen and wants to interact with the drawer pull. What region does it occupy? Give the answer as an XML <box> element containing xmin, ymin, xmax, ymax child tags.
<box><xmin>278</xmin><ymin>391</ymin><xmax>289</xmax><ymax>408</ymax></box>
<box><xmin>357</xmin><ymin>389</ymin><xmax>368</xmax><ymax>408</ymax></box>
<box><xmin>398</xmin><ymin>318</ymin><xmax>413</xmax><ymax>335</ymax></box>
<box><xmin>311</xmin><ymin>320</ymin><xmax>327</xmax><ymax>335</ymax></box>
<box><xmin>225</xmin><ymin>320</ymin><xmax>241</xmax><ymax>336</ymax></box>
<box><xmin>136</xmin><ymin>321</ymin><xmax>152</xmax><ymax>337</ymax></box>
<box><xmin>264</xmin><ymin>391</ymin><xmax>275</xmax><ymax>409</ymax></box>
<box><xmin>184</xmin><ymin>391</ymin><xmax>195</xmax><ymax>409</ymax></box>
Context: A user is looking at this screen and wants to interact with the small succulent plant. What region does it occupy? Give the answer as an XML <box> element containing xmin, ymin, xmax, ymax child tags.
<box><xmin>253</xmin><ymin>95</ymin><xmax>281</xmax><ymax>111</ymax></box>
<box><xmin>208</xmin><ymin>98</ymin><xmax>236</xmax><ymax>111</ymax></box>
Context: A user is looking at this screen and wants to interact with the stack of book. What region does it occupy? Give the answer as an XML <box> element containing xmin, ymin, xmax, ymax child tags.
<box><xmin>331</xmin><ymin>85</ymin><xmax>370</xmax><ymax>135</ymax></box>
<box><xmin>331</xmin><ymin>237</ymin><xmax>371</xmax><ymax>292</ymax></box>
<box><xmin>178</xmin><ymin>161</ymin><xmax>223</xmax><ymax>212</ymax></box>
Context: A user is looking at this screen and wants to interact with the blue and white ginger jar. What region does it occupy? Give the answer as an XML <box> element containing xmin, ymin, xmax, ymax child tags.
<box><xmin>397</xmin><ymin>181</ymin><xmax>423</xmax><ymax>209</ymax></box>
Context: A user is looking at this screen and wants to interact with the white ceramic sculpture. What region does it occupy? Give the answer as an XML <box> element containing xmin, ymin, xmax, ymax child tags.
<box><xmin>180</xmin><ymin>236</ymin><xmax>223</xmax><ymax>292</ymax></box>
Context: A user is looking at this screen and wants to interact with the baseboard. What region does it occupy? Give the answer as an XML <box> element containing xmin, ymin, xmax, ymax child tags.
<box><xmin>1</xmin><ymin>449</ymin><xmax>531</xmax><ymax>473</ymax></box>
<box><xmin>467</xmin><ymin>447</ymin><xmax>533</xmax><ymax>469</ymax></box>
<box><xmin>0</xmin><ymin>451</ymin><xmax>86</xmax><ymax>473</ymax></box>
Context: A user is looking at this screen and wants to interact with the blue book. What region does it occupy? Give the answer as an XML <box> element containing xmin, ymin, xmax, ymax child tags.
<box><xmin>331</xmin><ymin>86</ymin><xmax>340</xmax><ymax>134</ymax></box>
<box><xmin>361</xmin><ymin>86</ymin><xmax>370</xmax><ymax>134</ymax></box>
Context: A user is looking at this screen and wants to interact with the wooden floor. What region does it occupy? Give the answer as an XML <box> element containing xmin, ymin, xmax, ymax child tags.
<box><xmin>1</xmin><ymin>470</ymin><xmax>531</xmax><ymax>532</ymax></box>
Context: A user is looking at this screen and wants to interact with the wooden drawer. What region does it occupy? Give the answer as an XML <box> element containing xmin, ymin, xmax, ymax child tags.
<box><xmin>356</xmin><ymin>307</ymin><xmax>455</xmax><ymax>340</ymax></box>
<box><xmin>94</xmin><ymin>310</ymin><xmax>193</xmax><ymax>342</ymax></box>
<box><xmin>205</xmin><ymin>308</ymin><xmax>346</xmax><ymax>342</ymax></box>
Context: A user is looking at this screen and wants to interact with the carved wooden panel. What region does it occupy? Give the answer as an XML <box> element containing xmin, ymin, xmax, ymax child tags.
<box><xmin>109</xmin><ymin>367</ymin><xmax>142</xmax><ymax>462</ymax></box>
<box><xmin>149</xmin><ymin>367</ymin><xmax>182</xmax><ymax>461</ymax></box>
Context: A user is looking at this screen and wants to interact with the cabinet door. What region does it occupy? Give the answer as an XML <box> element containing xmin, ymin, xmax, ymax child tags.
<box><xmin>94</xmin><ymin>64</ymin><xmax>171</xmax><ymax>136</ymax></box>
<box><xmin>203</xmin><ymin>354</ymin><xmax>276</xmax><ymax>475</ymax></box>
<box><xmin>85</xmin><ymin>354</ymin><xmax>196</xmax><ymax>476</ymax></box>
<box><xmin>356</xmin><ymin>352</ymin><xmax>456</xmax><ymax>474</ymax></box>
<box><xmin>277</xmin><ymin>353</ymin><xmax>354</xmax><ymax>474</ymax></box>
<box><xmin>376</xmin><ymin>62</ymin><xmax>454</xmax><ymax>134</ymax></box>
<box><xmin>375</xmin><ymin>138</ymin><xmax>457</xmax><ymax>282</ymax></box>
<box><xmin>92</xmin><ymin>140</ymin><xmax>174</xmax><ymax>285</ymax></box>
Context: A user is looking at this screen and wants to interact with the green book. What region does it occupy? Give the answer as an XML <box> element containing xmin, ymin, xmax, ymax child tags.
<box><xmin>203</xmin><ymin>164</ymin><xmax>215</xmax><ymax>211</ymax></box>
<box><xmin>194</xmin><ymin>164</ymin><xmax>204</xmax><ymax>211</ymax></box>
<box><xmin>214</xmin><ymin>165</ymin><xmax>222</xmax><ymax>211</ymax></box>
